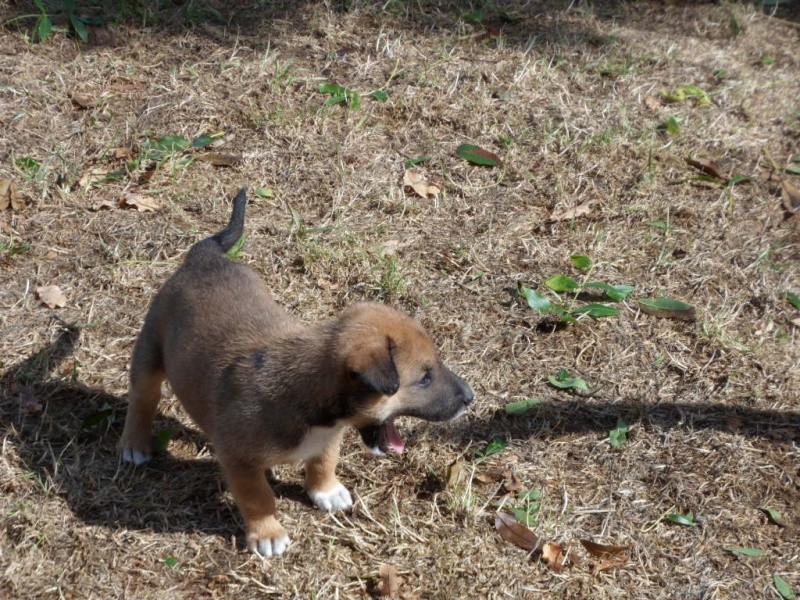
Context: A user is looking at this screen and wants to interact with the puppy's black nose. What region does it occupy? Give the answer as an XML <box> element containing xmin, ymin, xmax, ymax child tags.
<box><xmin>459</xmin><ymin>381</ymin><xmax>475</xmax><ymax>406</ymax></box>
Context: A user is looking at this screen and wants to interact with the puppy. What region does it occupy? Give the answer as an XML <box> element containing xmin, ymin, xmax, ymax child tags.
<box><xmin>119</xmin><ymin>189</ymin><xmax>474</xmax><ymax>557</ymax></box>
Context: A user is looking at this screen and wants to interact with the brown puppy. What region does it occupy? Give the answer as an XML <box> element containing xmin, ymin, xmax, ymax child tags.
<box><xmin>119</xmin><ymin>189</ymin><xmax>473</xmax><ymax>557</ymax></box>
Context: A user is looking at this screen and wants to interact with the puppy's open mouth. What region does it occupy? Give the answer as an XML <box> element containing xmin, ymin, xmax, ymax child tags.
<box><xmin>358</xmin><ymin>419</ymin><xmax>405</xmax><ymax>455</ymax></box>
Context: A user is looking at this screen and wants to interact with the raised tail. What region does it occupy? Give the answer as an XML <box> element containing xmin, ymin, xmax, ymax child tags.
<box><xmin>209</xmin><ymin>188</ymin><xmax>247</xmax><ymax>252</ymax></box>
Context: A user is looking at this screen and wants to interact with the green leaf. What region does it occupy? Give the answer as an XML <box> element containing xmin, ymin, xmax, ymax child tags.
<box><xmin>609</xmin><ymin>418</ymin><xmax>629</xmax><ymax>448</ymax></box>
<box><xmin>665</xmin><ymin>116</ymin><xmax>680</xmax><ymax>135</ymax></box>
<box><xmin>774</xmin><ymin>575</ymin><xmax>796</xmax><ymax>600</ymax></box>
<box><xmin>191</xmin><ymin>134</ymin><xmax>215</xmax><ymax>149</ymax></box>
<box><xmin>164</xmin><ymin>555</ymin><xmax>179</xmax><ymax>570</ymax></box>
<box><xmin>255</xmin><ymin>187</ymin><xmax>274</xmax><ymax>199</ymax></box>
<box><xmin>570</xmin><ymin>254</ymin><xmax>592</xmax><ymax>270</ymax></box>
<box><xmin>70</xmin><ymin>15</ymin><xmax>89</xmax><ymax>43</ymax></box>
<box><xmin>511</xmin><ymin>504</ymin><xmax>540</xmax><ymax>526</ymax></box>
<box><xmin>725</xmin><ymin>546</ymin><xmax>764</xmax><ymax>557</ymax></box>
<box><xmin>517</xmin><ymin>283</ymin><xmax>553</xmax><ymax>314</ymax></box>
<box><xmin>153</xmin><ymin>428</ymin><xmax>174</xmax><ymax>453</ymax></box>
<box><xmin>637</xmin><ymin>297</ymin><xmax>696</xmax><ymax>320</ymax></box>
<box><xmin>225</xmin><ymin>233</ymin><xmax>246</xmax><ymax>259</ymax></box>
<box><xmin>36</xmin><ymin>15</ymin><xmax>53</xmax><ymax>42</ymax></box>
<box><xmin>572</xmin><ymin>303</ymin><xmax>620</xmax><ymax>318</ymax></box>
<box><xmin>370</xmin><ymin>89</ymin><xmax>389</xmax><ymax>102</ymax></box>
<box><xmin>324</xmin><ymin>94</ymin><xmax>347</xmax><ymax>107</ymax></box>
<box><xmin>474</xmin><ymin>438</ymin><xmax>507</xmax><ymax>459</ymax></box>
<box><xmin>664</xmin><ymin>512</ymin><xmax>696</xmax><ymax>527</ymax></box>
<box><xmin>544</xmin><ymin>275</ymin><xmax>579</xmax><ymax>293</ymax></box>
<box><xmin>15</xmin><ymin>157</ymin><xmax>41</xmax><ymax>178</ymax></box>
<box><xmin>455</xmin><ymin>143</ymin><xmax>501</xmax><ymax>167</ymax></box>
<box><xmin>34</xmin><ymin>0</ymin><xmax>47</xmax><ymax>11</ymax></box>
<box><xmin>786</xmin><ymin>292</ymin><xmax>800</xmax><ymax>310</ymax></box>
<box><xmin>518</xmin><ymin>490</ymin><xmax>543</xmax><ymax>502</ymax></box>
<box><xmin>547</xmin><ymin>369</ymin><xmax>589</xmax><ymax>393</ymax></box>
<box><xmin>504</xmin><ymin>398</ymin><xmax>541</xmax><ymax>415</ymax></box>
<box><xmin>346</xmin><ymin>89</ymin><xmax>361</xmax><ymax>110</ymax></box>
<box><xmin>403</xmin><ymin>156</ymin><xmax>430</xmax><ymax>169</ymax></box>
<box><xmin>319</xmin><ymin>83</ymin><xmax>347</xmax><ymax>95</ymax></box>
<box><xmin>583</xmin><ymin>282</ymin><xmax>635</xmax><ymax>302</ymax></box>
<box><xmin>81</xmin><ymin>404</ymin><xmax>114</xmax><ymax>430</ymax></box>
<box><xmin>761</xmin><ymin>507</ymin><xmax>787</xmax><ymax>527</ymax></box>
<box><xmin>725</xmin><ymin>175</ymin><xmax>750</xmax><ymax>187</ymax></box>
<box><xmin>785</xmin><ymin>166</ymin><xmax>800</xmax><ymax>175</ymax></box>
<box><xmin>692</xmin><ymin>173</ymin><xmax>726</xmax><ymax>187</ymax></box>
<box><xmin>318</xmin><ymin>83</ymin><xmax>360</xmax><ymax>109</ymax></box>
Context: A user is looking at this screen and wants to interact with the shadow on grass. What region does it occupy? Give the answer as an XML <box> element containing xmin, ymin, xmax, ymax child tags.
<box><xmin>0</xmin><ymin>322</ymin><xmax>308</xmax><ymax>542</ymax></box>
<box><xmin>2</xmin><ymin>323</ymin><xmax>797</xmax><ymax>540</ymax></box>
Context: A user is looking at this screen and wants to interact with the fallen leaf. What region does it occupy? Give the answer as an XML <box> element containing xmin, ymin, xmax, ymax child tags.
<box><xmin>446</xmin><ymin>459</ymin><xmax>468</xmax><ymax>490</ymax></box>
<box><xmin>79</xmin><ymin>166</ymin><xmax>120</xmax><ymax>188</ymax></box>
<box><xmin>198</xmin><ymin>153</ymin><xmax>243</xmax><ymax>167</ymax></box>
<box><xmin>90</xmin><ymin>199</ymin><xmax>117</xmax><ymax>211</ymax></box>
<box><xmin>774</xmin><ymin>574</ymin><xmax>796</xmax><ymax>600</ymax></box>
<box><xmin>502</xmin><ymin>470</ymin><xmax>523</xmax><ymax>493</ymax></box>
<box><xmin>120</xmin><ymin>192</ymin><xmax>159</xmax><ymax>212</ymax></box>
<box><xmin>495</xmin><ymin>511</ymin><xmax>539</xmax><ymax>552</ymax></box>
<box><xmin>760</xmin><ymin>507</ymin><xmax>787</xmax><ymax>527</ymax></box>
<box><xmin>36</xmin><ymin>285</ymin><xmax>67</xmax><ymax>308</ymax></box>
<box><xmin>637</xmin><ymin>297</ymin><xmax>696</xmax><ymax>320</ymax></box>
<box><xmin>643</xmin><ymin>94</ymin><xmax>661</xmax><ymax>112</ymax></box>
<box><xmin>549</xmin><ymin>198</ymin><xmax>600</xmax><ymax>222</ymax></box>
<box><xmin>112</xmin><ymin>147</ymin><xmax>134</xmax><ymax>160</ymax></box>
<box><xmin>542</xmin><ymin>541</ymin><xmax>566</xmax><ymax>572</ymax></box>
<box><xmin>456</xmin><ymin>143</ymin><xmax>501</xmax><ymax>167</ymax></box>
<box><xmin>403</xmin><ymin>169</ymin><xmax>441</xmax><ymax>199</ymax></box>
<box><xmin>473</xmin><ymin>471</ymin><xmax>495</xmax><ymax>484</ymax></box>
<box><xmin>580</xmin><ymin>539</ymin><xmax>629</xmax><ymax>558</ymax></box>
<box><xmin>376</xmin><ymin>564</ymin><xmax>401</xmax><ymax>597</ymax></box>
<box><xmin>315</xmin><ymin>278</ymin><xmax>339</xmax><ymax>292</ymax></box>
<box><xmin>0</xmin><ymin>179</ymin><xmax>26</xmax><ymax>211</ymax></box>
<box><xmin>590</xmin><ymin>554</ymin><xmax>630</xmax><ymax>575</ymax></box>
<box><xmin>783</xmin><ymin>180</ymin><xmax>800</xmax><ymax>216</ymax></box>
<box><xmin>686</xmin><ymin>157</ymin><xmax>726</xmax><ymax>181</ymax></box>
<box><xmin>726</xmin><ymin>546</ymin><xmax>764</xmax><ymax>557</ymax></box>
<box><xmin>69</xmin><ymin>91</ymin><xmax>98</xmax><ymax>109</ymax></box>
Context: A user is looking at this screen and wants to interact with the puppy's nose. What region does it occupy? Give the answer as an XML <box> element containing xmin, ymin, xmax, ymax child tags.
<box><xmin>459</xmin><ymin>381</ymin><xmax>475</xmax><ymax>406</ymax></box>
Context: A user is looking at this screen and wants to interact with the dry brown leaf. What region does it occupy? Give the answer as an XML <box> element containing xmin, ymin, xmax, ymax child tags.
<box><xmin>0</xmin><ymin>178</ymin><xmax>27</xmax><ymax>211</ymax></box>
<box><xmin>198</xmin><ymin>152</ymin><xmax>243</xmax><ymax>167</ymax></box>
<box><xmin>376</xmin><ymin>564</ymin><xmax>401</xmax><ymax>597</ymax></box>
<box><xmin>590</xmin><ymin>554</ymin><xmax>629</xmax><ymax>575</ymax></box>
<box><xmin>495</xmin><ymin>512</ymin><xmax>539</xmax><ymax>552</ymax></box>
<box><xmin>403</xmin><ymin>169</ymin><xmax>441</xmax><ymax>199</ymax></box>
<box><xmin>315</xmin><ymin>278</ymin><xmax>339</xmax><ymax>292</ymax></box>
<box><xmin>686</xmin><ymin>157</ymin><xmax>726</xmax><ymax>180</ymax></box>
<box><xmin>446</xmin><ymin>460</ymin><xmax>468</xmax><ymax>490</ymax></box>
<box><xmin>113</xmin><ymin>147</ymin><xmax>134</xmax><ymax>160</ymax></box>
<box><xmin>473</xmin><ymin>472</ymin><xmax>495</xmax><ymax>484</ymax></box>
<box><xmin>90</xmin><ymin>199</ymin><xmax>117</xmax><ymax>212</ymax></box>
<box><xmin>643</xmin><ymin>94</ymin><xmax>661</xmax><ymax>113</ymax></box>
<box><xmin>782</xmin><ymin>180</ymin><xmax>800</xmax><ymax>216</ymax></box>
<box><xmin>542</xmin><ymin>541</ymin><xmax>566</xmax><ymax>572</ymax></box>
<box><xmin>549</xmin><ymin>198</ymin><xmax>600</xmax><ymax>222</ymax></box>
<box><xmin>70</xmin><ymin>92</ymin><xmax>98</xmax><ymax>109</ymax></box>
<box><xmin>120</xmin><ymin>192</ymin><xmax>159</xmax><ymax>212</ymax></box>
<box><xmin>502</xmin><ymin>470</ymin><xmax>523</xmax><ymax>493</ymax></box>
<box><xmin>36</xmin><ymin>285</ymin><xmax>67</xmax><ymax>308</ymax></box>
<box><xmin>579</xmin><ymin>539</ymin><xmax>629</xmax><ymax>558</ymax></box>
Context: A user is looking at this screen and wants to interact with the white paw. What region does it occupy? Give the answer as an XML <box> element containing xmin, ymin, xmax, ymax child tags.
<box><xmin>308</xmin><ymin>483</ymin><xmax>353</xmax><ymax>512</ymax></box>
<box><xmin>253</xmin><ymin>533</ymin><xmax>291</xmax><ymax>557</ymax></box>
<box><xmin>121</xmin><ymin>447</ymin><xmax>152</xmax><ymax>466</ymax></box>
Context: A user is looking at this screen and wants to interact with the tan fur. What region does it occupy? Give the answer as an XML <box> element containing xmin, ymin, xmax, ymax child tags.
<box><xmin>119</xmin><ymin>190</ymin><xmax>473</xmax><ymax>557</ymax></box>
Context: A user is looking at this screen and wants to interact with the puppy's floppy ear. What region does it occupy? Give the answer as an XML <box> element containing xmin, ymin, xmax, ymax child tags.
<box><xmin>348</xmin><ymin>336</ymin><xmax>399</xmax><ymax>395</ymax></box>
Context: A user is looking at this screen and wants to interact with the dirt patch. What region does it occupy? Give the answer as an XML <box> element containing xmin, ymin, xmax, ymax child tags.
<box><xmin>1</xmin><ymin>1</ymin><xmax>799</xmax><ymax>598</ymax></box>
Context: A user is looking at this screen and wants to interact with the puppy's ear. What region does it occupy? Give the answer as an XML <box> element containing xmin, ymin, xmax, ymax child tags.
<box><xmin>348</xmin><ymin>336</ymin><xmax>399</xmax><ymax>395</ymax></box>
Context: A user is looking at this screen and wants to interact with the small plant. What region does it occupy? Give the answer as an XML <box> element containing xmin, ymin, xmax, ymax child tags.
<box><xmin>608</xmin><ymin>418</ymin><xmax>629</xmax><ymax>448</ymax></box>
<box><xmin>511</xmin><ymin>490</ymin><xmax>542</xmax><ymax>526</ymax></box>
<box><xmin>1</xmin><ymin>239</ymin><xmax>32</xmax><ymax>258</ymax></box>
<box><xmin>547</xmin><ymin>369</ymin><xmax>589</xmax><ymax>393</ymax></box>
<box><xmin>660</xmin><ymin>85</ymin><xmax>710</xmax><ymax>106</ymax></box>
<box><xmin>319</xmin><ymin>83</ymin><xmax>362</xmax><ymax>109</ymax></box>
<box><xmin>473</xmin><ymin>438</ymin><xmax>507</xmax><ymax>459</ymax></box>
<box><xmin>664</xmin><ymin>511</ymin><xmax>697</xmax><ymax>527</ymax></box>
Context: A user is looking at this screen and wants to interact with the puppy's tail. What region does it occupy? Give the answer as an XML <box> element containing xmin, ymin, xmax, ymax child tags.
<box><xmin>209</xmin><ymin>188</ymin><xmax>248</xmax><ymax>252</ymax></box>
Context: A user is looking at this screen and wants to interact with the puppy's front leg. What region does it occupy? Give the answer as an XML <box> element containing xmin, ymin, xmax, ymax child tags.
<box><xmin>220</xmin><ymin>459</ymin><xmax>290</xmax><ymax>557</ymax></box>
<box><xmin>304</xmin><ymin>429</ymin><xmax>353</xmax><ymax>512</ymax></box>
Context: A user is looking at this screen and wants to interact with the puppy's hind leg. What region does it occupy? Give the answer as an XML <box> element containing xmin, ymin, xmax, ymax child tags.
<box><xmin>304</xmin><ymin>428</ymin><xmax>353</xmax><ymax>512</ymax></box>
<box><xmin>119</xmin><ymin>336</ymin><xmax>164</xmax><ymax>466</ymax></box>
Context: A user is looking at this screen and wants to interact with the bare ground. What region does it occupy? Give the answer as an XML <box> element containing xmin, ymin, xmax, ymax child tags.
<box><xmin>1</xmin><ymin>1</ymin><xmax>799</xmax><ymax>598</ymax></box>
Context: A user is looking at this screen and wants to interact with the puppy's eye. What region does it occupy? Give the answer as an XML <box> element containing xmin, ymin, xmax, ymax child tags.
<box><xmin>418</xmin><ymin>369</ymin><xmax>432</xmax><ymax>388</ymax></box>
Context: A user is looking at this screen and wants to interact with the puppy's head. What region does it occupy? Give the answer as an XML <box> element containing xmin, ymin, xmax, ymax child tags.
<box><xmin>337</xmin><ymin>304</ymin><xmax>474</xmax><ymax>455</ymax></box>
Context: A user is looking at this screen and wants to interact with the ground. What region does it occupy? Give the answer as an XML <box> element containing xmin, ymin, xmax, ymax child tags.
<box><xmin>1</xmin><ymin>0</ymin><xmax>799</xmax><ymax>598</ymax></box>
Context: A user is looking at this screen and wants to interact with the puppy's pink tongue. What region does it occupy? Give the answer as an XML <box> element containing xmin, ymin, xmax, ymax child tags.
<box><xmin>385</xmin><ymin>420</ymin><xmax>405</xmax><ymax>453</ymax></box>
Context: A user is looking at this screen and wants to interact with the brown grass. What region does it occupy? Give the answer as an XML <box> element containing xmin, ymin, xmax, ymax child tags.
<box><xmin>1</xmin><ymin>1</ymin><xmax>799</xmax><ymax>598</ymax></box>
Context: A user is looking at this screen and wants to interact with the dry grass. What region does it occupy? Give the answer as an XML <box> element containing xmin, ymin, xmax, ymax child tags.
<box><xmin>1</xmin><ymin>0</ymin><xmax>799</xmax><ymax>598</ymax></box>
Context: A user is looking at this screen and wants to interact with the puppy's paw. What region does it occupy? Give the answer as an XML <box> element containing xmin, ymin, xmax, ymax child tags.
<box><xmin>120</xmin><ymin>445</ymin><xmax>152</xmax><ymax>466</ymax></box>
<box><xmin>247</xmin><ymin>522</ymin><xmax>291</xmax><ymax>558</ymax></box>
<box><xmin>308</xmin><ymin>482</ymin><xmax>353</xmax><ymax>512</ymax></box>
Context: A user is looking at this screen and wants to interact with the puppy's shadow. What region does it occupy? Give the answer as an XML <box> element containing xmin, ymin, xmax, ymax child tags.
<box><xmin>0</xmin><ymin>322</ymin><xmax>248</xmax><ymax>537</ymax></box>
